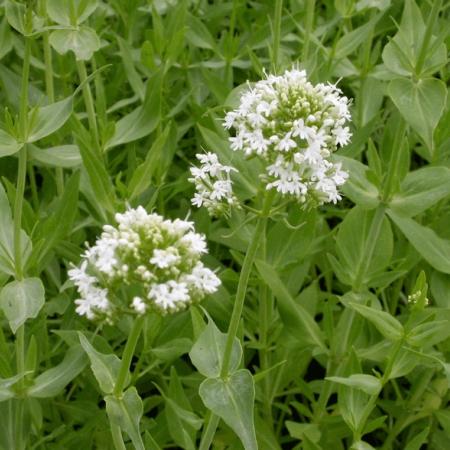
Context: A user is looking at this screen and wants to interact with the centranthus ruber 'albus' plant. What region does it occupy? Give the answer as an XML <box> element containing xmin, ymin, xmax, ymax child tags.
<box><xmin>189</xmin><ymin>68</ymin><xmax>353</xmax><ymax>450</ymax></box>
<box><xmin>69</xmin><ymin>206</ymin><xmax>220</xmax><ymax>449</ymax></box>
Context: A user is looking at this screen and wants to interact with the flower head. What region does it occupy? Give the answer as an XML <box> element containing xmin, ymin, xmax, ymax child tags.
<box><xmin>224</xmin><ymin>68</ymin><xmax>351</xmax><ymax>206</ymax></box>
<box><xmin>189</xmin><ymin>152</ymin><xmax>239</xmax><ymax>216</ymax></box>
<box><xmin>68</xmin><ymin>207</ymin><xmax>221</xmax><ymax>322</ymax></box>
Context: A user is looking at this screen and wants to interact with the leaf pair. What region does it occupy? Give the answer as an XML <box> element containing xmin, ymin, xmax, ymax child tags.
<box><xmin>189</xmin><ymin>317</ymin><xmax>258</xmax><ymax>450</ymax></box>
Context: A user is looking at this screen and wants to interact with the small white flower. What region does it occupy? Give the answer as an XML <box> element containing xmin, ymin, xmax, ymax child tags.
<box><xmin>132</xmin><ymin>296</ymin><xmax>147</xmax><ymax>314</ymax></box>
<box><xmin>150</xmin><ymin>248</ymin><xmax>180</xmax><ymax>269</ymax></box>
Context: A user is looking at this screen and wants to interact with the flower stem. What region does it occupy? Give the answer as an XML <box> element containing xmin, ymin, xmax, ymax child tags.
<box><xmin>109</xmin><ymin>316</ymin><xmax>145</xmax><ymax>449</ymax></box>
<box><xmin>114</xmin><ymin>316</ymin><xmax>145</xmax><ymax>396</ymax></box>
<box><xmin>220</xmin><ymin>191</ymin><xmax>274</xmax><ymax>379</ymax></box>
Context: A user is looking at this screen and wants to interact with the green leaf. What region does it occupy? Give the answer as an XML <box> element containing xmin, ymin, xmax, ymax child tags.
<box><xmin>334</xmin><ymin>206</ymin><xmax>392</xmax><ymax>287</ymax></box>
<box><xmin>326</xmin><ymin>374</ymin><xmax>382</xmax><ymax>396</ymax></box>
<box><xmin>105</xmin><ymin>387</ymin><xmax>145</xmax><ymax>450</ymax></box>
<box><xmin>0</xmin><ymin>374</ymin><xmax>24</xmax><ymax>401</ymax></box>
<box><xmin>351</xmin><ymin>441</ymin><xmax>376</xmax><ymax>450</ymax></box>
<box><xmin>348</xmin><ymin>302</ymin><xmax>404</xmax><ymax>340</ymax></box>
<box><xmin>47</xmin><ymin>0</ymin><xmax>98</xmax><ymax>26</ymax></box>
<box><xmin>0</xmin><ymin>184</ymin><xmax>31</xmax><ymax>276</ymax></box>
<box><xmin>334</xmin><ymin>13</ymin><xmax>381</xmax><ymax>60</ymax></box>
<box><xmin>49</xmin><ymin>27</ymin><xmax>101</xmax><ymax>61</ymax></box>
<box><xmin>185</xmin><ymin>13</ymin><xmax>218</xmax><ymax>51</ymax></box>
<box><xmin>336</xmin><ymin>156</ymin><xmax>380</xmax><ymax>209</ymax></box>
<box><xmin>75</xmin><ymin>128</ymin><xmax>116</xmax><ymax>213</ymax></box>
<box><xmin>255</xmin><ymin>260</ymin><xmax>327</xmax><ymax>353</ymax></box>
<box><xmin>404</xmin><ymin>426</ymin><xmax>429</xmax><ymax>450</ymax></box>
<box><xmin>117</xmin><ymin>36</ymin><xmax>145</xmax><ymax>100</ymax></box>
<box><xmin>189</xmin><ymin>316</ymin><xmax>241</xmax><ymax>378</ymax></box>
<box><xmin>30</xmin><ymin>171</ymin><xmax>80</xmax><ymax>271</ymax></box>
<box><xmin>106</xmin><ymin>72</ymin><xmax>162</xmax><ymax>149</ymax></box>
<box><xmin>0</xmin><ymin>278</ymin><xmax>45</xmax><ymax>334</ymax></box>
<box><xmin>5</xmin><ymin>0</ymin><xmax>43</xmax><ymax>36</ymax></box>
<box><xmin>387</xmin><ymin>210</ymin><xmax>450</xmax><ymax>274</ymax></box>
<box><xmin>199</xmin><ymin>369</ymin><xmax>257</xmax><ymax>450</ymax></box>
<box><xmin>28</xmin><ymin>144</ymin><xmax>82</xmax><ymax>168</ymax></box>
<box><xmin>26</xmin><ymin>96</ymin><xmax>73</xmax><ymax>143</ymax></box>
<box><xmin>28</xmin><ymin>345</ymin><xmax>87</xmax><ymax>398</ymax></box>
<box><xmin>389</xmin><ymin>167</ymin><xmax>450</xmax><ymax>217</ymax></box>
<box><xmin>78</xmin><ymin>333</ymin><xmax>123</xmax><ymax>394</ymax></box>
<box><xmin>0</xmin><ymin>18</ymin><xmax>13</xmax><ymax>60</ymax></box>
<box><xmin>407</xmin><ymin>320</ymin><xmax>450</xmax><ymax>348</ymax></box>
<box><xmin>286</xmin><ymin>422</ymin><xmax>321</xmax><ymax>443</ymax></box>
<box><xmin>164</xmin><ymin>368</ymin><xmax>201</xmax><ymax>450</ymax></box>
<box><xmin>0</xmin><ymin>129</ymin><xmax>22</xmax><ymax>158</ymax></box>
<box><xmin>381</xmin><ymin>0</ymin><xmax>446</xmax><ymax>77</ymax></box>
<box><xmin>128</xmin><ymin>126</ymin><xmax>170</xmax><ymax>199</ymax></box>
<box><xmin>388</xmin><ymin>78</ymin><xmax>447</xmax><ymax>150</ymax></box>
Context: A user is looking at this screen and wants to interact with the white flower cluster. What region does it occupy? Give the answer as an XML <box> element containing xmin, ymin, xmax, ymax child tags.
<box><xmin>224</xmin><ymin>68</ymin><xmax>351</xmax><ymax>205</ymax></box>
<box><xmin>189</xmin><ymin>152</ymin><xmax>239</xmax><ymax>216</ymax></box>
<box><xmin>68</xmin><ymin>207</ymin><xmax>221</xmax><ymax>322</ymax></box>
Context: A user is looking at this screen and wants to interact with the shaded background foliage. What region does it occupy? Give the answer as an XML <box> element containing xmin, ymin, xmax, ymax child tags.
<box><xmin>0</xmin><ymin>0</ymin><xmax>449</xmax><ymax>449</ymax></box>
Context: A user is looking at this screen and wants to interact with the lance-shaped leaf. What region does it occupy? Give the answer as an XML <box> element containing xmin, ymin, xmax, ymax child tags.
<box><xmin>105</xmin><ymin>387</ymin><xmax>145</xmax><ymax>450</ymax></box>
<box><xmin>348</xmin><ymin>302</ymin><xmax>404</xmax><ymax>341</ymax></box>
<box><xmin>0</xmin><ymin>374</ymin><xmax>24</xmax><ymax>401</ymax></box>
<box><xmin>0</xmin><ymin>129</ymin><xmax>22</xmax><ymax>158</ymax></box>
<box><xmin>28</xmin><ymin>345</ymin><xmax>87</xmax><ymax>397</ymax></box>
<box><xmin>79</xmin><ymin>333</ymin><xmax>124</xmax><ymax>394</ymax></box>
<box><xmin>407</xmin><ymin>320</ymin><xmax>450</xmax><ymax>348</ymax></box>
<box><xmin>387</xmin><ymin>210</ymin><xmax>450</xmax><ymax>274</ymax></box>
<box><xmin>0</xmin><ymin>182</ymin><xmax>31</xmax><ymax>276</ymax></box>
<box><xmin>106</xmin><ymin>72</ymin><xmax>162</xmax><ymax>149</ymax></box>
<box><xmin>0</xmin><ymin>278</ymin><xmax>45</xmax><ymax>334</ymax></box>
<box><xmin>326</xmin><ymin>374</ymin><xmax>382</xmax><ymax>396</ymax></box>
<box><xmin>255</xmin><ymin>259</ymin><xmax>327</xmax><ymax>352</ymax></box>
<box><xmin>26</xmin><ymin>96</ymin><xmax>73</xmax><ymax>143</ymax></box>
<box><xmin>389</xmin><ymin>166</ymin><xmax>450</xmax><ymax>217</ymax></box>
<box><xmin>199</xmin><ymin>369</ymin><xmax>257</xmax><ymax>450</ymax></box>
<box><xmin>28</xmin><ymin>144</ymin><xmax>82</xmax><ymax>168</ymax></box>
<box><xmin>189</xmin><ymin>316</ymin><xmax>241</xmax><ymax>378</ymax></box>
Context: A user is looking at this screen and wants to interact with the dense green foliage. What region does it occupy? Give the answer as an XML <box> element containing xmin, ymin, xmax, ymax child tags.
<box><xmin>0</xmin><ymin>0</ymin><xmax>449</xmax><ymax>449</ymax></box>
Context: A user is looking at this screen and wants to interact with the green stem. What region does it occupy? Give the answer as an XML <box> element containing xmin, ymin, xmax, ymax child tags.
<box><xmin>272</xmin><ymin>0</ymin><xmax>283</xmax><ymax>72</ymax></box>
<box><xmin>220</xmin><ymin>192</ymin><xmax>274</xmax><ymax>378</ymax></box>
<box><xmin>302</xmin><ymin>0</ymin><xmax>315</xmax><ymax>62</ymax></box>
<box><xmin>19</xmin><ymin>40</ymin><xmax>31</xmax><ymax>140</ymax></box>
<box><xmin>199</xmin><ymin>412</ymin><xmax>220</xmax><ymax>450</ymax></box>
<box><xmin>114</xmin><ymin>316</ymin><xmax>145</xmax><ymax>396</ymax></box>
<box><xmin>110</xmin><ymin>424</ymin><xmax>127</xmax><ymax>450</ymax></box>
<box><xmin>109</xmin><ymin>317</ymin><xmax>144</xmax><ymax>449</ymax></box>
<box><xmin>76</xmin><ymin>60</ymin><xmax>100</xmax><ymax>149</ymax></box>
<box><xmin>14</xmin><ymin>146</ymin><xmax>28</xmax><ymax>281</ymax></box>
<box><xmin>42</xmin><ymin>9</ymin><xmax>64</xmax><ymax>195</ymax></box>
